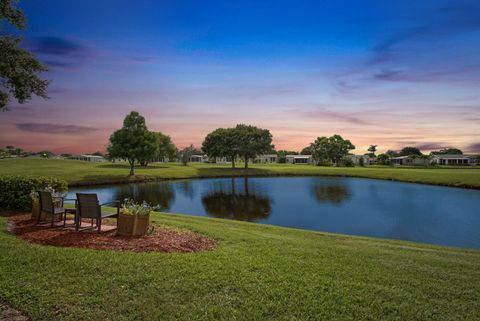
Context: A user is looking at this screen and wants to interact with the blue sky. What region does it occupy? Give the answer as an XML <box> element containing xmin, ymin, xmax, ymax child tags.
<box><xmin>1</xmin><ymin>0</ymin><xmax>479</xmax><ymax>153</ymax></box>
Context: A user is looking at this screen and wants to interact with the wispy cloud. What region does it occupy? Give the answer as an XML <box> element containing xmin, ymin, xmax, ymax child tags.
<box><xmin>30</xmin><ymin>36</ymin><xmax>92</xmax><ymax>69</ymax></box>
<box><xmin>467</xmin><ymin>143</ymin><xmax>480</xmax><ymax>153</ymax></box>
<box><xmin>15</xmin><ymin>123</ymin><xmax>99</xmax><ymax>134</ymax></box>
<box><xmin>370</xmin><ymin>1</ymin><xmax>480</xmax><ymax>66</ymax></box>
<box><xmin>285</xmin><ymin>107</ymin><xmax>371</xmax><ymax>126</ymax></box>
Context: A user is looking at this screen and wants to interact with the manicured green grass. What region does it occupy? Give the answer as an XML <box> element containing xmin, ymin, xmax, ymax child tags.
<box><xmin>0</xmin><ymin>212</ymin><xmax>479</xmax><ymax>321</ymax></box>
<box><xmin>1</xmin><ymin>158</ymin><xmax>480</xmax><ymax>188</ymax></box>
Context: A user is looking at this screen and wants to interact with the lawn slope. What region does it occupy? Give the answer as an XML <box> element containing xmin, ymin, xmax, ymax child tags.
<box><xmin>0</xmin><ymin>212</ymin><xmax>479</xmax><ymax>321</ymax></box>
<box><xmin>1</xmin><ymin>158</ymin><xmax>480</xmax><ymax>188</ymax></box>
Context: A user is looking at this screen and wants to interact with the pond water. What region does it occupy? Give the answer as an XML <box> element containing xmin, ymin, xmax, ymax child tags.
<box><xmin>68</xmin><ymin>177</ymin><xmax>480</xmax><ymax>249</ymax></box>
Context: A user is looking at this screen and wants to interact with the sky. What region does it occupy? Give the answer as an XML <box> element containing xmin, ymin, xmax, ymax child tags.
<box><xmin>0</xmin><ymin>0</ymin><xmax>479</xmax><ymax>154</ymax></box>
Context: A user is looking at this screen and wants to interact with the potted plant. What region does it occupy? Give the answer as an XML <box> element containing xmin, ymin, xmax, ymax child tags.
<box><xmin>29</xmin><ymin>190</ymin><xmax>41</xmax><ymax>221</ymax></box>
<box><xmin>117</xmin><ymin>200</ymin><xmax>157</xmax><ymax>236</ymax></box>
<box><xmin>30</xmin><ymin>186</ymin><xmax>66</xmax><ymax>221</ymax></box>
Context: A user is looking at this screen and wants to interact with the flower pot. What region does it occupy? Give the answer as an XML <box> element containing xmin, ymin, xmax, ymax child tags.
<box><xmin>117</xmin><ymin>213</ymin><xmax>150</xmax><ymax>236</ymax></box>
<box><xmin>31</xmin><ymin>200</ymin><xmax>40</xmax><ymax>221</ymax></box>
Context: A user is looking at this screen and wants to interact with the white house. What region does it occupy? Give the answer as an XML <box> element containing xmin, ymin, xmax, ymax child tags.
<box><xmin>254</xmin><ymin>154</ymin><xmax>278</xmax><ymax>164</ymax></box>
<box><xmin>390</xmin><ymin>155</ymin><xmax>429</xmax><ymax>166</ymax></box>
<box><xmin>69</xmin><ymin>154</ymin><xmax>107</xmax><ymax>162</ymax></box>
<box><xmin>214</xmin><ymin>157</ymin><xmax>228</xmax><ymax>164</ymax></box>
<box><xmin>349</xmin><ymin>154</ymin><xmax>374</xmax><ymax>166</ymax></box>
<box><xmin>286</xmin><ymin>155</ymin><xmax>313</xmax><ymax>164</ymax></box>
<box><xmin>430</xmin><ymin>154</ymin><xmax>477</xmax><ymax>166</ymax></box>
<box><xmin>189</xmin><ymin>154</ymin><xmax>208</xmax><ymax>162</ymax></box>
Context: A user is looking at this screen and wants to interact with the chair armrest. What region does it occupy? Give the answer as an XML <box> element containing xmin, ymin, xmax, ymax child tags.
<box><xmin>100</xmin><ymin>200</ymin><xmax>121</xmax><ymax>215</ymax></box>
<box><xmin>100</xmin><ymin>200</ymin><xmax>120</xmax><ymax>207</ymax></box>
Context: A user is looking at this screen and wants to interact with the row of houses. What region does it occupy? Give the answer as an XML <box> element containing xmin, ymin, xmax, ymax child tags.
<box><xmin>67</xmin><ymin>153</ymin><xmax>478</xmax><ymax>166</ymax></box>
<box><xmin>189</xmin><ymin>154</ymin><xmax>315</xmax><ymax>164</ymax></box>
<box><xmin>391</xmin><ymin>154</ymin><xmax>478</xmax><ymax>166</ymax></box>
<box><xmin>189</xmin><ymin>153</ymin><xmax>478</xmax><ymax>166</ymax></box>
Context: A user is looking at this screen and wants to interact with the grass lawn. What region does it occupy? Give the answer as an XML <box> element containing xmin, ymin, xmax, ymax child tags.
<box><xmin>1</xmin><ymin>158</ymin><xmax>480</xmax><ymax>188</ymax></box>
<box><xmin>1</xmin><ymin>212</ymin><xmax>479</xmax><ymax>321</ymax></box>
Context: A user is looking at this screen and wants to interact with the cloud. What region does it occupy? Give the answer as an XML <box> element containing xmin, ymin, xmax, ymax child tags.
<box><xmin>414</xmin><ymin>143</ymin><xmax>448</xmax><ymax>151</ymax></box>
<box><xmin>126</xmin><ymin>55</ymin><xmax>156</xmax><ymax>63</ymax></box>
<box><xmin>467</xmin><ymin>143</ymin><xmax>480</xmax><ymax>153</ymax></box>
<box><xmin>369</xmin><ymin>1</ymin><xmax>480</xmax><ymax>65</ymax></box>
<box><xmin>285</xmin><ymin>107</ymin><xmax>371</xmax><ymax>126</ymax></box>
<box><xmin>15</xmin><ymin>123</ymin><xmax>99</xmax><ymax>134</ymax></box>
<box><xmin>30</xmin><ymin>36</ymin><xmax>91</xmax><ymax>68</ymax></box>
<box><xmin>373</xmin><ymin>69</ymin><xmax>404</xmax><ymax>81</ymax></box>
<box><xmin>32</xmin><ymin>36</ymin><xmax>85</xmax><ymax>56</ymax></box>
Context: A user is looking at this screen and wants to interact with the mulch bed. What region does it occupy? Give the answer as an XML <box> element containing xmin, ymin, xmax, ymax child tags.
<box><xmin>7</xmin><ymin>213</ymin><xmax>217</xmax><ymax>253</ymax></box>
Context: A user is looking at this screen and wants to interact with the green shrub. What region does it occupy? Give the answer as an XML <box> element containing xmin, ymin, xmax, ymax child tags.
<box><xmin>340</xmin><ymin>156</ymin><xmax>355</xmax><ymax>167</ymax></box>
<box><xmin>0</xmin><ymin>176</ymin><xmax>68</xmax><ymax>210</ymax></box>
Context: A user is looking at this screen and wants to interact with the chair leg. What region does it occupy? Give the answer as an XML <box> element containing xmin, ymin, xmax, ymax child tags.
<box><xmin>63</xmin><ymin>211</ymin><xmax>67</xmax><ymax>227</ymax></box>
<box><xmin>91</xmin><ymin>219</ymin><xmax>94</xmax><ymax>227</ymax></box>
<box><xmin>51</xmin><ymin>212</ymin><xmax>54</xmax><ymax>227</ymax></box>
<box><xmin>97</xmin><ymin>218</ymin><xmax>101</xmax><ymax>233</ymax></box>
<box><xmin>76</xmin><ymin>215</ymin><xmax>80</xmax><ymax>231</ymax></box>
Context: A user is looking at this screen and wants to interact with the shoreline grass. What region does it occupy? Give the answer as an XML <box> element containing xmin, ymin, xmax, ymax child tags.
<box><xmin>1</xmin><ymin>211</ymin><xmax>479</xmax><ymax>321</ymax></box>
<box><xmin>1</xmin><ymin>158</ymin><xmax>480</xmax><ymax>189</ymax></box>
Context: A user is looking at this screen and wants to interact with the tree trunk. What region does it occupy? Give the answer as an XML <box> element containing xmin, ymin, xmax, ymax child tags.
<box><xmin>244</xmin><ymin>155</ymin><xmax>249</xmax><ymax>168</ymax></box>
<box><xmin>231</xmin><ymin>157</ymin><xmax>235</xmax><ymax>168</ymax></box>
<box><xmin>129</xmin><ymin>159</ymin><xmax>135</xmax><ymax>176</ymax></box>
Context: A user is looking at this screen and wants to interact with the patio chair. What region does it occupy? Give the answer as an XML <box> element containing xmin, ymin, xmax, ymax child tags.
<box><xmin>76</xmin><ymin>193</ymin><xmax>120</xmax><ymax>233</ymax></box>
<box><xmin>38</xmin><ymin>191</ymin><xmax>66</xmax><ymax>227</ymax></box>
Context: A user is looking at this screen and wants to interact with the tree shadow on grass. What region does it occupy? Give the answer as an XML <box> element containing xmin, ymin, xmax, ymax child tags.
<box><xmin>96</xmin><ymin>164</ymin><xmax>169</xmax><ymax>170</ymax></box>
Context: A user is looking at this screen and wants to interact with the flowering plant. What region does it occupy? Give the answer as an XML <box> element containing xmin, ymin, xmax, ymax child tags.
<box><xmin>121</xmin><ymin>199</ymin><xmax>159</xmax><ymax>216</ymax></box>
<box><xmin>29</xmin><ymin>185</ymin><xmax>66</xmax><ymax>201</ymax></box>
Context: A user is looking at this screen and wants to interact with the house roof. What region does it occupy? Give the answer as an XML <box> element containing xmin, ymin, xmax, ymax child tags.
<box><xmin>431</xmin><ymin>154</ymin><xmax>472</xmax><ymax>159</ymax></box>
<box><xmin>257</xmin><ymin>154</ymin><xmax>277</xmax><ymax>157</ymax></box>
<box><xmin>287</xmin><ymin>155</ymin><xmax>312</xmax><ymax>158</ymax></box>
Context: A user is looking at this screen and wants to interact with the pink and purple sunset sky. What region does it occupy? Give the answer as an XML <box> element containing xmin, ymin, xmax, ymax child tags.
<box><xmin>1</xmin><ymin>0</ymin><xmax>479</xmax><ymax>154</ymax></box>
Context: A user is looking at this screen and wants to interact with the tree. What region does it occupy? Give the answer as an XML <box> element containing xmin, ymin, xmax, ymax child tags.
<box><xmin>108</xmin><ymin>111</ymin><xmax>158</xmax><ymax>175</ymax></box>
<box><xmin>399</xmin><ymin>146</ymin><xmax>422</xmax><ymax>156</ymax></box>
<box><xmin>1</xmin><ymin>0</ymin><xmax>50</xmax><ymax>111</ymax></box>
<box><xmin>37</xmin><ymin>150</ymin><xmax>53</xmax><ymax>158</ymax></box>
<box><xmin>235</xmin><ymin>124</ymin><xmax>274</xmax><ymax>168</ymax></box>
<box><xmin>300</xmin><ymin>146</ymin><xmax>313</xmax><ymax>155</ymax></box>
<box><xmin>277</xmin><ymin>150</ymin><xmax>298</xmax><ymax>163</ymax></box>
<box><xmin>310</xmin><ymin>134</ymin><xmax>355</xmax><ymax>166</ymax></box>
<box><xmin>367</xmin><ymin>145</ymin><xmax>377</xmax><ymax>157</ymax></box>
<box><xmin>155</xmin><ymin>132</ymin><xmax>177</xmax><ymax>162</ymax></box>
<box><xmin>202</xmin><ymin>128</ymin><xmax>239</xmax><ymax>168</ymax></box>
<box><xmin>178</xmin><ymin>144</ymin><xmax>196</xmax><ymax>166</ymax></box>
<box><xmin>385</xmin><ymin>150</ymin><xmax>399</xmax><ymax>157</ymax></box>
<box><xmin>431</xmin><ymin>148</ymin><xmax>463</xmax><ymax>155</ymax></box>
<box><xmin>376</xmin><ymin>153</ymin><xmax>390</xmax><ymax>165</ymax></box>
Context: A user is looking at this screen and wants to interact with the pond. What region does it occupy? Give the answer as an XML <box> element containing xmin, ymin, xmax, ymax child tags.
<box><xmin>68</xmin><ymin>177</ymin><xmax>480</xmax><ymax>249</ymax></box>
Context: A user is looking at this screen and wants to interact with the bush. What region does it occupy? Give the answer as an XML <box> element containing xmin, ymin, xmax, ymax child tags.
<box><xmin>341</xmin><ymin>156</ymin><xmax>355</xmax><ymax>167</ymax></box>
<box><xmin>0</xmin><ymin>176</ymin><xmax>68</xmax><ymax>211</ymax></box>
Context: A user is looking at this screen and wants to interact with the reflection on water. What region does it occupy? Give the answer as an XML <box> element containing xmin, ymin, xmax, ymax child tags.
<box><xmin>311</xmin><ymin>183</ymin><xmax>351</xmax><ymax>205</ymax></box>
<box><xmin>113</xmin><ymin>183</ymin><xmax>175</xmax><ymax>210</ymax></box>
<box><xmin>68</xmin><ymin>176</ymin><xmax>480</xmax><ymax>248</ymax></box>
<box><xmin>201</xmin><ymin>178</ymin><xmax>272</xmax><ymax>221</ymax></box>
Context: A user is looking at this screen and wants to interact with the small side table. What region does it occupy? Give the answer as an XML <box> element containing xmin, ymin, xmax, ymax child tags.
<box><xmin>63</xmin><ymin>208</ymin><xmax>77</xmax><ymax>227</ymax></box>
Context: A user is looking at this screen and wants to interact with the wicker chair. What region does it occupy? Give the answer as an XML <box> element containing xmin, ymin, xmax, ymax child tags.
<box><xmin>76</xmin><ymin>193</ymin><xmax>120</xmax><ymax>233</ymax></box>
<box><xmin>38</xmin><ymin>191</ymin><xmax>66</xmax><ymax>227</ymax></box>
